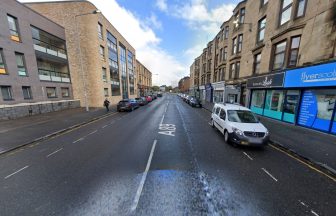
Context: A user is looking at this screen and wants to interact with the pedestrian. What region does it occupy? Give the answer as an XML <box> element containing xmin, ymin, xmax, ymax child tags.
<box><xmin>104</xmin><ymin>98</ymin><xmax>110</xmax><ymax>112</ymax></box>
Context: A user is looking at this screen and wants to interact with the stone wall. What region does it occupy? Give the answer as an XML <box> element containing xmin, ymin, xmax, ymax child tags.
<box><xmin>0</xmin><ymin>100</ymin><xmax>80</xmax><ymax>120</ymax></box>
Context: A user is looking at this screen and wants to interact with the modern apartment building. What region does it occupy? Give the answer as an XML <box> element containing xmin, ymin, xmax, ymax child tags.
<box><xmin>136</xmin><ymin>59</ymin><xmax>152</xmax><ymax>97</ymax></box>
<box><xmin>0</xmin><ymin>0</ymin><xmax>75</xmax><ymax>120</ymax></box>
<box><xmin>190</xmin><ymin>0</ymin><xmax>336</xmax><ymax>134</ymax></box>
<box><xmin>26</xmin><ymin>0</ymin><xmax>137</xmax><ymax>107</ymax></box>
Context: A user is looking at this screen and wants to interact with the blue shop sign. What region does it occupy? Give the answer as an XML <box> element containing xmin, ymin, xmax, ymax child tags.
<box><xmin>284</xmin><ymin>62</ymin><xmax>336</xmax><ymax>87</ymax></box>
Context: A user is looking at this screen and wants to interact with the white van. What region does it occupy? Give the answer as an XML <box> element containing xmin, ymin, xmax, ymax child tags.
<box><xmin>211</xmin><ymin>103</ymin><xmax>269</xmax><ymax>146</ymax></box>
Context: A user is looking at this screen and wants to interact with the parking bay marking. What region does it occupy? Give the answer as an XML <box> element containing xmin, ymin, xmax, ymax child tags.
<box><xmin>158</xmin><ymin>124</ymin><xmax>176</xmax><ymax>137</ymax></box>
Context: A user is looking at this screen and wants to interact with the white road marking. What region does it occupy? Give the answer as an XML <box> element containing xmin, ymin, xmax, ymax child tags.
<box><xmin>311</xmin><ymin>210</ymin><xmax>319</xmax><ymax>216</ymax></box>
<box><xmin>73</xmin><ymin>138</ymin><xmax>84</xmax><ymax>143</ymax></box>
<box><xmin>261</xmin><ymin>168</ymin><xmax>278</xmax><ymax>182</ymax></box>
<box><xmin>131</xmin><ymin>139</ymin><xmax>157</xmax><ymax>212</ymax></box>
<box><xmin>46</xmin><ymin>148</ymin><xmax>63</xmax><ymax>158</ymax></box>
<box><xmin>299</xmin><ymin>201</ymin><xmax>308</xmax><ymax>208</ymax></box>
<box><xmin>102</xmin><ymin>125</ymin><xmax>108</xmax><ymax>128</ymax></box>
<box><xmin>4</xmin><ymin>166</ymin><xmax>29</xmax><ymax>179</ymax></box>
<box><xmin>243</xmin><ymin>152</ymin><xmax>253</xmax><ymax>160</ymax></box>
<box><xmin>160</xmin><ymin>115</ymin><xmax>165</xmax><ymax>125</ymax></box>
<box><xmin>88</xmin><ymin>130</ymin><xmax>98</xmax><ymax>135</ymax></box>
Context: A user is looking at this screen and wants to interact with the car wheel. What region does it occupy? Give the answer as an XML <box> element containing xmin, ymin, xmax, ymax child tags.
<box><xmin>224</xmin><ymin>130</ymin><xmax>230</xmax><ymax>143</ymax></box>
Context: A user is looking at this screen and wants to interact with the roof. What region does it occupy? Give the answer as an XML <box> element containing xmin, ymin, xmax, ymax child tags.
<box><xmin>214</xmin><ymin>103</ymin><xmax>250</xmax><ymax>111</ymax></box>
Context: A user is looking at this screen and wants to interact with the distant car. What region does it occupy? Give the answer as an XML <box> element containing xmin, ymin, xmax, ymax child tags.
<box><xmin>135</xmin><ymin>97</ymin><xmax>147</xmax><ymax>106</ymax></box>
<box><xmin>152</xmin><ymin>94</ymin><xmax>157</xmax><ymax>100</ymax></box>
<box><xmin>189</xmin><ymin>97</ymin><xmax>202</xmax><ymax>108</ymax></box>
<box><xmin>117</xmin><ymin>99</ymin><xmax>139</xmax><ymax>112</ymax></box>
<box><xmin>211</xmin><ymin>103</ymin><xmax>269</xmax><ymax>147</ymax></box>
<box><xmin>146</xmin><ymin>96</ymin><xmax>153</xmax><ymax>102</ymax></box>
<box><xmin>157</xmin><ymin>93</ymin><xmax>162</xmax><ymax>97</ymax></box>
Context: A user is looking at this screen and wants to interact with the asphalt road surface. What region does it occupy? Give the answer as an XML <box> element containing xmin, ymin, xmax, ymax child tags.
<box><xmin>1</xmin><ymin>94</ymin><xmax>335</xmax><ymax>216</ymax></box>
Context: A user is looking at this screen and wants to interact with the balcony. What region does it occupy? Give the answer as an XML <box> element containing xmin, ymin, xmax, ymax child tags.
<box><xmin>38</xmin><ymin>69</ymin><xmax>70</xmax><ymax>83</ymax></box>
<box><xmin>33</xmin><ymin>39</ymin><xmax>67</xmax><ymax>59</ymax></box>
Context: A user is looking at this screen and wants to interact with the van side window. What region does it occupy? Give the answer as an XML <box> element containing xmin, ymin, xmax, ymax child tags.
<box><xmin>215</xmin><ymin>107</ymin><xmax>221</xmax><ymax>115</ymax></box>
<box><xmin>212</xmin><ymin>107</ymin><xmax>216</xmax><ymax>113</ymax></box>
<box><xmin>220</xmin><ymin>109</ymin><xmax>226</xmax><ymax>120</ymax></box>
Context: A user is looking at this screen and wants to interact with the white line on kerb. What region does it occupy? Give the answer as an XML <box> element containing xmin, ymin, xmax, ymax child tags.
<box><xmin>131</xmin><ymin>139</ymin><xmax>157</xmax><ymax>212</ymax></box>
<box><xmin>73</xmin><ymin>138</ymin><xmax>84</xmax><ymax>144</ymax></box>
<box><xmin>4</xmin><ymin>166</ymin><xmax>29</xmax><ymax>179</ymax></box>
<box><xmin>311</xmin><ymin>210</ymin><xmax>319</xmax><ymax>216</ymax></box>
<box><xmin>46</xmin><ymin>148</ymin><xmax>63</xmax><ymax>158</ymax></box>
<box><xmin>160</xmin><ymin>115</ymin><xmax>165</xmax><ymax>125</ymax></box>
<box><xmin>88</xmin><ymin>130</ymin><xmax>98</xmax><ymax>135</ymax></box>
<box><xmin>261</xmin><ymin>168</ymin><xmax>278</xmax><ymax>182</ymax></box>
<box><xmin>243</xmin><ymin>152</ymin><xmax>253</xmax><ymax>160</ymax></box>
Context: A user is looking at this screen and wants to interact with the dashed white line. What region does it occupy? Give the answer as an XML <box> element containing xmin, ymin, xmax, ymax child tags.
<box><xmin>131</xmin><ymin>139</ymin><xmax>157</xmax><ymax>212</ymax></box>
<box><xmin>299</xmin><ymin>201</ymin><xmax>308</xmax><ymax>208</ymax></box>
<box><xmin>4</xmin><ymin>166</ymin><xmax>29</xmax><ymax>179</ymax></box>
<box><xmin>261</xmin><ymin>168</ymin><xmax>278</xmax><ymax>182</ymax></box>
<box><xmin>102</xmin><ymin>125</ymin><xmax>108</xmax><ymax>128</ymax></box>
<box><xmin>73</xmin><ymin>138</ymin><xmax>84</xmax><ymax>144</ymax></box>
<box><xmin>88</xmin><ymin>130</ymin><xmax>98</xmax><ymax>135</ymax></box>
<box><xmin>46</xmin><ymin>148</ymin><xmax>63</xmax><ymax>158</ymax></box>
<box><xmin>160</xmin><ymin>115</ymin><xmax>165</xmax><ymax>125</ymax></box>
<box><xmin>243</xmin><ymin>152</ymin><xmax>253</xmax><ymax>161</ymax></box>
<box><xmin>311</xmin><ymin>210</ymin><xmax>319</xmax><ymax>216</ymax></box>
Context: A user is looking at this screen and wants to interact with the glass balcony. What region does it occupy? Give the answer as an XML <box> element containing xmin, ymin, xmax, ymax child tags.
<box><xmin>33</xmin><ymin>39</ymin><xmax>67</xmax><ymax>59</ymax></box>
<box><xmin>38</xmin><ymin>69</ymin><xmax>70</xmax><ymax>83</ymax></box>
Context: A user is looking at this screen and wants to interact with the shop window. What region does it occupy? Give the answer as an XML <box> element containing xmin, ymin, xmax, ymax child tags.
<box><xmin>283</xmin><ymin>90</ymin><xmax>300</xmax><ymax>123</ymax></box>
<box><xmin>214</xmin><ymin>90</ymin><xmax>224</xmax><ymax>103</ymax></box>
<box><xmin>264</xmin><ymin>90</ymin><xmax>285</xmax><ymax>120</ymax></box>
<box><xmin>250</xmin><ymin>90</ymin><xmax>265</xmax><ymax>115</ymax></box>
<box><xmin>298</xmin><ymin>89</ymin><xmax>336</xmax><ymax>132</ymax></box>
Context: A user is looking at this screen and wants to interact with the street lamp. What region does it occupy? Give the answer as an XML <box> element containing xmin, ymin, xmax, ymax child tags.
<box><xmin>75</xmin><ymin>10</ymin><xmax>101</xmax><ymax>112</ymax></box>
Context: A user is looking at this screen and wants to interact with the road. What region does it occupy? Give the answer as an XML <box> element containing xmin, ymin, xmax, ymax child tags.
<box><xmin>0</xmin><ymin>94</ymin><xmax>335</xmax><ymax>216</ymax></box>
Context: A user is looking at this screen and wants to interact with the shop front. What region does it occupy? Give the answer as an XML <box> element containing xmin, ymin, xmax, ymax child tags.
<box><xmin>205</xmin><ymin>83</ymin><xmax>213</xmax><ymax>103</ymax></box>
<box><xmin>247</xmin><ymin>61</ymin><xmax>336</xmax><ymax>134</ymax></box>
<box><xmin>212</xmin><ymin>81</ymin><xmax>225</xmax><ymax>103</ymax></box>
<box><xmin>224</xmin><ymin>84</ymin><xmax>241</xmax><ymax>104</ymax></box>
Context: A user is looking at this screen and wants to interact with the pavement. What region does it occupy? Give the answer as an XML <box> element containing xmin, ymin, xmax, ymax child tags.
<box><xmin>201</xmin><ymin>100</ymin><xmax>336</xmax><ymax>175</ymax></box>
<box><xmin>0</xmin><ymin>94</ymin><xmax>335</xmax><ymax>215</ymax></box>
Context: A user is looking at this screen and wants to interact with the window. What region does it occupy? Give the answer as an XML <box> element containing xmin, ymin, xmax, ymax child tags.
<box><xmin>261</xmin><ymin>0</ymin><xmax>268</xmax><ymax>7</ymax></box>
<box><xmin>219</xmin><ymin>109</ymin><xmax>226</xmax><ymax>120</ymax></box>
<box><xmin>7</xmin><ymin>15</ymin><xmax>20</xmax><ymax>42</ymax></box>
<box><xmin>223</xmin><ymin>47</ymin><xmax>227</xmax><ymax>61</ymax></box>
<box><xmin>15</xmin><ymin>53</ymin><xmax>27</xmax><ymax>76</ymax></box>
<box><xmin>99</xmin><ymin>46</ymin><xmax>105</xmax><ymax>60</ymax></box>
<box><xmin>215</xmin><ymin>107</ymin><xmax>221</xmax><ymax>115</ymax></box>
<box><xmin>104</xmin><ymin>88</ymin><xmax>109</xmax><ymax>97</ymax></box>
<box><xmin>22</xmin><ymin>86</ymin><xmax>32</xmax><ymax>99</ymax></box>
<box><xmin>46</xmin><ymin>87</ymin><xmax>57</xmax><ymax>98</ymax></box>
<box><xmin>219</xmin><ymin>48</ymin><xmax>223</xmax><ymax>62</ymax></box>
<box><xmin>61</xmin><ymin>87</ymin><xmax>70</xmax><ymax>97</ymax></box>
<box><xmin>0</xmin><ymin>50</ymin><xmax>7</xmax><ymax>74</ymax></box>
<box><xmin>257</xmin><ymin>17</ymin><xmax>266</xmax><ymax>43</ymax></box>
<box><xmin>237</xmin><ymin>34</ymin><xmax>243</xmax><ymax>53</ymax></box>
<box><xmin>288</xmin><ymin>36</ymin><xmax>301</xmax><ymax>67</ymax></box>
<box><xmin>1</xmin><ymin>86</ymin><xmax>13</xmax><ymax>100</ymax></box>
<box><xmin>111</xmin><ymin>83</ymin><xmax>121</xmax><ymax>96</ymax></box>
<box><xmin>250</xmin><ymin>90</ymin><xmax>265</xmax><ymax>115</ymax></box>
<box><xmin>280</xmin><ymin>0</ymin><xmax>293</xmax><ymax>26</ymax></box>
<box><xmin>232</xmin><ymin>37</ymin><xmax>237</xmax><ymax>55</ymax></box>
<box><xmin>272</xmin><ymin>40</ymin><xmax>287</xmax><ymax>70</ymax></box>
<box><xmin>107</xmin><ymin>31</ymin><xmax>117</xmax><ymax>52</ymax></box>
<box><xmin>221</xmin><ymin>67</ymin><xmax>226</xmax><ymax>81</ymax></box>
<box><xmin>239</xmin><ymin>8</ymin><xmax>245</xmax><ymax>23</ymax></box>
<box><xmin>98</xmin><ymin>23</ymin><xmax>103</xmax><ymax>39</ymax></box>
<box><xmin>264</xmin><ymin>90</ymin><xmax>285</xmax><ymax>120</ymax></box>
<box><xmin>229</xmin><ymin>63</ymin><xmax>235</xmax><ymax>79</ymax></box>
<box><xmin>254</xmin><ymin>53</ymin><xmax>261</xmax><ymax>74</ymax></box>
<box><xmin>224</xmin><ymin>26</ymin><xmax>229</xmax><ymax>39</ymax></box>
<box><xmin>283</xmin><ymin>90</ymin><xmax>300</xmax><ymax>123</ymax></box>
<box><xmin>235</xmin><ymin>62</ymin><xmax>240</xmax><ymax>79</ymax></box>
<box><xmin>102</xmin><ymin>67</ymin><xmax>107</xmax><ymax>81</ymax></box>
<box><xmin>296</xmin><ymin>0</ymin><xmax>306</xmax><ymax>18</ymax></box>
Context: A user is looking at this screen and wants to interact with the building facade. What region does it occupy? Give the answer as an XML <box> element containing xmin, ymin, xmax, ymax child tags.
<box><xmin>178</xmin><ymin>76</ymin><xmax>190</xmax><ymax>93</ymax></box>
<box><xmin>26</xmin><ymin>0</ymin><xmax>137</xmax><ymax>107</ymax></box>
<box><xmin>136</xmin><ymin>59</ymin><xmax>152</xmax><ymax>97</ymax></box>
<box><xmin>190</xmin><ymin>0</ymin><xmax>336</xmax><ymax>134</ymax></box>
<box><xmin>0</xmin><ymin>0</ymin><xmax>77</xmax><ymax>120</ymax></box>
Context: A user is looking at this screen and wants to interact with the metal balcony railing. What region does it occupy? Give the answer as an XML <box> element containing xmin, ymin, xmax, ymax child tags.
<box><xmin>33</xmin><ymin>38</ymin><xmax>67</xmax><ymax>59</ymax></box>
<box><xmin>38</xmin><ymin>69</ymin><xmax>70</xmax><ymax>83</ymax></box>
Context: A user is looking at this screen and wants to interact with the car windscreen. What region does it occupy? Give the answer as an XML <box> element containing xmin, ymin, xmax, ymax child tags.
<box><xmin>227</xmin><ymin>110</ymin><xmax>259</xmax><ymax>123</ymax></box>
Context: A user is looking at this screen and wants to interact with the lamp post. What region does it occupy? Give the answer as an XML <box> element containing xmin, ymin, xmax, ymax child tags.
<box><xmin>75</xmin><ymin>10</ymin><xmax>101</xmax><ymax>112</ymax></box>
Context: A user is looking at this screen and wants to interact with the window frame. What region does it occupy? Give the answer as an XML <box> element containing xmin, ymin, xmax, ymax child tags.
<box><xmin>253</xmin><ymin>53</ymin><xmax>262</xmax><ymax>74</ymax></box>
<box><xmin>7</xmin><ymin>14</ymin><xmax>21</xmax><ymax>42</ymax></box>
<box><xmin>61</xmin><ymin>87</ymin><xmax>70</xmax><ymax>98</ymax></box>
<box><xmin>272</xmin><ymin>40</ymin><xmax>287</xmax><ymax>70</ymax></box>
<box><xmin>224</xmin><ymin>26</ymin><xmax>229</xmax><ymax>39</ymax></box>
<box><xmin>98</xmin><ymin>22</ymin><xmax>103</xmax><ymax>39</ymax></box>
<box><xmin>229</xmin><ymin>63</ymin><xmax>235</xmax><ymax>79</ymax></box>
<box><xmin>102</xmin><ymin>67</ymin><xmax>107</xmax><ymax>81</ymax></box>
<box><xmin>1</xmin><ymin>86</ymin><xmax>13</xmax><ymax>101</ymax></box>
<box><xmin>22</xmin><ymin>86</ymin><xmax>32</xmax><ymax>100</ymax></box>
<box><xmin>235</xmin><ymin>62</ymin><xmax>240</xmax><ymax>79</ymax></box>
<box><xmin>257</xmin><ymin>17</ymin><xmax>266</xmax><ymax>43</ymax></box>
<box><xmin>223</xmin><ymin>46</ymin><xmax>228</xmax><ymax>61</ymax></box>
<box><xmin>239</xmin><ymin>8</ymin><xmax>245</xmax><ymax>24</ymax></box>
<box><xmin>237</xmin><ymin>34</ymin><xmax>243</xmax><ymax>53</ymax></box>
<box><xmin>232</xmin><ymin>37</ymin><xmax>237</xmax><ymax>55</ymax></box>
<box><xmin>279</xmin><ymin>0</ymin><xmax>293</xmax><ymax>26</ymax></box>
<box><xmin>287</xmin><ymin>35</ymin><xmax>301</xmax><ymax>67</ymax></box>
<box><xmin>15</xmin><ymin>52</ymin><xmax>27</xmax><ymax>76</ymax></box>
<box><xmin>46</xmin><ymin>87</ymin><xmax>57</xmax><ymax>98</ymax></box>
<box><xmin>295</xmin><ymin>0</ymin><xmax>307</xmax><ymax>18</ymax></box>
<box><xmin>99</xmin><ymin>45</ymin><xmax>105</xmax><ymax>60</ymax></box>
<box><xmin>0</xmin><ymin>49</ymin><xmax>7</xmax><ymax>75</ymax></box>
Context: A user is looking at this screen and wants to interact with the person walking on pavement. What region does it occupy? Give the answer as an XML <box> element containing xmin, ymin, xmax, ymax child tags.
<box><xmin>104</xmin><ymin>98</ymin><xmax>110</xmax><ymax>112</ymax></box>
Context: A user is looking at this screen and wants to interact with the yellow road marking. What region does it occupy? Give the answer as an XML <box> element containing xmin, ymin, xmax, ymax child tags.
<box><xmin>270</xmin><ymin>144</ymin><xmax>336</xmax><ymax>182</ymax></box>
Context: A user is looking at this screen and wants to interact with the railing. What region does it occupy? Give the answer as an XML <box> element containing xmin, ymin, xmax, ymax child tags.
<box><xmin>33</xmin><ymin>38</ymin><xmax>67</xmax><ymax>59</ymax></box>
<box><xmin>38</xmin><ymin>69</ymin><xmax>70</xmax><ymax>83</ymax></box>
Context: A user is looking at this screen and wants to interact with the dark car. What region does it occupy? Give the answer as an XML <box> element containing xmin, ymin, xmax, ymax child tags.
<box><xmin>189</xmin><ymin>97</ymin><xmax>202</xmax><ymax>108</ymax></box>
<box><xmin>151</xmin><ymin>94</ymin><xmax>157</xmax><ymax>100</ymax></box>
<box><xmin>117</xmin><ymin>99</ymin><xmax>139</xmax><ymax>112</ymax></box>
<box><xmin>157</xmin><ymin>93</ymin><xmax>162</xmax><ymax>97</ymax></box>
<box><xmin>135</xmin><ymin>97</ymin><xmax>147</xmax><ymax>106</ymax></box>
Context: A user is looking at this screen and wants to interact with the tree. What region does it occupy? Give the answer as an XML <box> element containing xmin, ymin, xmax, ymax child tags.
<box><xmin>165</xmin><ymin>86</ymin><xmax>173</xmax><ymax>92</ymax></box>
<box><xmin>151</xmin><ymin>86</ymin><xmax>160</xmax><ymax>92</ymax></box>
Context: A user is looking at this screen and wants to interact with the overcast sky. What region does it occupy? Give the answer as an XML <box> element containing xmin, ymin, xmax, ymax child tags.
<box><xmin>19</xmin><ymin>0</ymin><xmax>240</xmax><ymax>86</ymax></box>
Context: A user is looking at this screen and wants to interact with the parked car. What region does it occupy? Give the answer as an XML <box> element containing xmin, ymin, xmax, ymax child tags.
<box><xmin>141</xmin><ymin>97</ymin><xmax>148</xmax><ymax>105</ymax></box>
<box><xmin>157</xmin><ymin>93</ymin><xmax>162</xmax><ymax>97</ymax></box>
<box><xmin>189</xmin><ymin>97</ymin><xmax>202</xmax><ymax>108</ymax></box>
<box><xmin>151</xmin><ymin>94</ymin><xmax>157</xmax><ymax>100</ymax></box>
<box><xmin>135</xmin><ymin>97</ymin><xmax>147</xmax><ymax>106</ymax></box>
<box><xmin>146</xmin><ymin>96</ymin><xmax>153</xmax><ymax>102</ymax></box>
<box><xmin>117</xmin><ymin>99</ymin><xmax>139</xmax><ymax>112</ymax></box>
<box><xmin>210</xmin><ymin>103</ymin><xmax>269</xmax><ymax>147</ymax></box>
